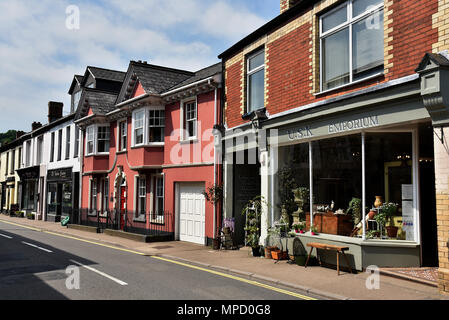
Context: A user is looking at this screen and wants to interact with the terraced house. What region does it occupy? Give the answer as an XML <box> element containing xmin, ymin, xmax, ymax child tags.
<box><xmin>76</xmin><ymin>60</ymin><xmax>222</xmax><ymax>246</ymax></box>
<box><xmin>219</xmin><ymin>0</ymin><xmax>449</xmax><ymax>294</ymax></box>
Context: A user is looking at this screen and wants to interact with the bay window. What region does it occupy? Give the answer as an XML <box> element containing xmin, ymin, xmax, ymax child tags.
<box><xmin>149</xmin><ymin>110</ymin><xmax>165</xmax><ymax>143</ymax></box>
<box><xmin>97</xmin><ymin>126</ymin><xmax>110</xmax><ymax>153</ymax></box>
<box><xmin>320</xmin><ymin>0</ymin><xmax>384</xmax><ymax>91</ymax></box>
<box><xmin>86</xmin><ymin>125</ymin><xmax>110</xmax><ymax>155</ymax></box>
<box><xmin>132</xmin><ymin>107</ymin><xmax>166</xmax><ymax>147</ymax></box>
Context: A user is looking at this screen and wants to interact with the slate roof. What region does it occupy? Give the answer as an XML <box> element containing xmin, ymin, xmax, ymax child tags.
<box><xmin>167</xmin><ymin>62</ymin><xmax>222</xmax><ymax>92</ymax></box>
<box><xmin>76</xmin><ymin>88</ymin><xmax>119</xmax><ymax>119</ymax></box>
<box><xmin>68</xmin><ymin>74</ymin><xmax>84</xmax><ymax>94</ymax></box>
<box><xmin>131</xmin><ymin>62</ymin><xmax>194</xmax><ymax>94</ymax></box>
<box><xmin>87</xmin><ymin>67</ymin><xmax>126</xmax><ymax>82</ymax></box>
<box><xmin>415</xmin><ymin>53</ymin><xmax>449</xmax><ymax>72</ymax></box>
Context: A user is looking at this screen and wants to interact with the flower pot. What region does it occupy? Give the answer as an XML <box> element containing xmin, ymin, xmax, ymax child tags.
<box><xmin>386</xmin><ymin>226</ymin><xmax>399</xmax><ymax>238</ymax></box>
<box><xmin>311</xmin><ymin>232</ymin><xmax>318</xmax><ymax>236</ymax></box>
<box><xmin>368</xmin><ymin>211</ymin><xmax>377</xmax><ymax>220</ymax></box>
<box><xmin>252</xmin><ymin>246</ymin><xmax>262</xmax><ymax>257</ymax></box>
<box><xmin>374</xmin><ymin>196</ymin><xmax>383</xmax><ymax>208</ymax></box>
<box><xmin>271</xmin><ymin>250</ymin><xmax>288</xmax><ymax>260</ymax></box>
<box><xmin>212</xmin><ymin>238</ymin><xmax>221</xmax><ymax>250</ymax></box>
<box><xmin>264</xmin><ymin>246</ymin><xmax>277</xmax><ymax>259</ymax></box>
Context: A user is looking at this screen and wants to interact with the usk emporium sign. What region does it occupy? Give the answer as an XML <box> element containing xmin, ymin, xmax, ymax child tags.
<box><xmin>285</xmin><ymin>115</ymin><xmax>380</xmax><ymax>142</ymax></box>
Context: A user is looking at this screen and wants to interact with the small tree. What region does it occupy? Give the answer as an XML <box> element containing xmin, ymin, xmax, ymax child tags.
<box><xmin>278</xmin><ymin>167</ymin><xmax>298</xmax><ymax>224</ymax></box>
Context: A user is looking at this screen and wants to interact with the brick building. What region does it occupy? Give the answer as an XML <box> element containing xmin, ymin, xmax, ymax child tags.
<box><xmin>219</xmin><ymin>0</ymin><xmax>449</xmax><ymax>294</ymax></box>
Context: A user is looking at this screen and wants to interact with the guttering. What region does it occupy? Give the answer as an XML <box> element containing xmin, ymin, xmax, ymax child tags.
<box><xmin>114</xmin><ymin>93</ymin><xmax>152</xmax><ymax>109</ymax></box>
<box><xmin>162</xmin><ymin>77</ymin><xmax>219</xmax><ymax>97</ymax></box>
<box><xmin>74</xmin><ymin>114</ymin><xmax>97</xmax><ymax>124</ymax></box>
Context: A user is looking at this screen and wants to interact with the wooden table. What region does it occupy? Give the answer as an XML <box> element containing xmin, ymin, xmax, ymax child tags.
<box><xmin>304</xmin><ymin>242</ymin><xmax>353</xmax><ymax>276</ymax></box>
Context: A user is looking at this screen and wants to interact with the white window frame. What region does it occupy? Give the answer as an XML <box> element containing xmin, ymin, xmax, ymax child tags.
<box><xmin>86</xmin><ymin>126</ymin><xmax>95</xmax><ymax>156</ymax></box>
<box><xmin>90</xmin><ymin>179</ymin><xmax>98</xmax><ymax>215</ymax></box>
<box><xmin>148</xmin><ymin>109</ymin><xmax>165</xmax><ymax>145</ymax></box>
<box><xmin>151</xmin><ymin>173</ymin><xmax>165</xmax><ymax>224</ymax></box>
<box><xmin>101</xmin><ymin>178</ymin><xmax>109</xmax><ymax>217</ymax></box>
<box><xmin>74</xmin><ymin>127</ymin><xmax>80</xmax><ymax>158</ymax></box>
<box><xmin>246</xmin><ymin>49</ymin><xmax>265</xmax><ymax>113</ymax></box>
<box><xmin>135</xmin><ymin>175</ymin><xmax>146</xmax><ymax>219</ymax></box>
<box><xmin>131</xmin><ymin>107</ymin><xmax>166</xmax><ymax>147</ymax></box>
<box><xmin>117</xmin><ymin>119</ymin><xmax>127</xmax><ymax>152</ymax></box>
<box><xmin>319</xmin><ymin>0</ymin><xmax>384</xmax><ymax>92</ymax></box>
<box><xmin>180</xmin><ymin>98</ymin><xmax>198</xmax><ymax>141</ymax></box>
<box><xmin>85</xmin><ymin>124</ymin><xmax>110</xmax><ymax>155</ymax></box>
<box><xmin>65</xmin><ymin>126</ymin><xmax>71</xmax><ymax>160</ymax></box>
<box><xmin>132</xmin><ymin>109</ymin><xmax>145</xmax><ymax>147</ymax></box>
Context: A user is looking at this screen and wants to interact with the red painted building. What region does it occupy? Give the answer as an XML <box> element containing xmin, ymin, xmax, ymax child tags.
<box><xmin>76</xmin><ymin>60</ymin><xmax>222</xmax><ymax>245</ymax></box>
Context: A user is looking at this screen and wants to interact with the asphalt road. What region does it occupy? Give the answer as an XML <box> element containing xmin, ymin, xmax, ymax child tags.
<box><xmin>0</xmin><ymin>220</ymin><xmax>323</xmax><ymax>301</ymax></box>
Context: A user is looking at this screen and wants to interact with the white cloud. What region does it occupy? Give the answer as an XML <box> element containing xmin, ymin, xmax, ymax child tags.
<box><xmin>0</xmin><ymin>0</ymin><xmax>270</xmax><ymax>131</ymax></box>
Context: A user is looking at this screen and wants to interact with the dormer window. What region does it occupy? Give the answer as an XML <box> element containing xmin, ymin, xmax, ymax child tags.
<box><xmin>72</xmin><ymin>90</ymin><xmax>81</xmax><ymax>111</ymax></box>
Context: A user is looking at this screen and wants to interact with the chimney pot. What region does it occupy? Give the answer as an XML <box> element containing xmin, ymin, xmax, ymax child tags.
<box><xmin>280</xmin><ymin>0</ymin><xmax>300</xmax><ymax>14</ymax></box>
<box><xmin>32</xmin><ymin>122</ymin><xmax>42</xmax><ymax>131</ymax></box>
<box><xmin>48</xmin><ymin>101</ymin><xmax>64</xmax><ymax>123</ymax></box>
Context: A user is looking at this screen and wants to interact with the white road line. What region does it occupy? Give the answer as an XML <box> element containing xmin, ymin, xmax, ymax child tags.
<box><xmin>69</xmin><ymin>259</ymin><xmax>128</xmax><ymax>286</ymax></box>
<box><xmin>21</xmin><ymin>241</ymin><xmax>53</xmax><ymax>253</ymax></box>
<box><xmin>0</xmin><ymin>233</ymin><xmax>12</xmax><ymax>239</ymax></box>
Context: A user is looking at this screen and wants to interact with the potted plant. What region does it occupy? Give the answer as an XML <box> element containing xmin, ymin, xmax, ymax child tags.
<box><xmin>204</xmin><ymin>183</ymin><xmax>224</xmax><ymax>250</ymax></box>
<box><xmin>292</xmin><ymin>221</ymin><xmax>306</xmax><ymax>234</ymax></box>
<box><xmin>382</xmin><ymin>202</ymin><xmax>399</xmax><ymax>238</ymax></box>
<box><xmin>26</xmin><ymin>212</ymin><xmax>35</xmax><ymax>220</ymax></box>
<box><xmin>278</xmin><ymin>167</ymin><xmax>298</xmax><ymax>226</ymax></box>
<box><xmin>310</xmin><ymin>225</ymin><xmax>319</xmax><ymax>236</ymax></box>
<box><xmin>15</xmin><ymin>211</ymin><xmax>24</xmax><ymax>218</ymax></box>
<box><xmin>347</xmin><ymin>198</ymin><xmax>362</xmax><ymax>226</ymax></box>
<box><xmin>242</xmin><ymin>196</ymin><xmax>266</xmax><ymax>256</ymax></box>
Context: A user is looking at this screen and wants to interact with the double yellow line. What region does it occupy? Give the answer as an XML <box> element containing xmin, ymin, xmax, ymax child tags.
<box><xmin>0</xmin><ymin>218</ymin><xmax>317</xmax><ymax>300</ymax></box>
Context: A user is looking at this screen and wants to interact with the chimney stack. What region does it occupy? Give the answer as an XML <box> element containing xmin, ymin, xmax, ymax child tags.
<box><xmin>32</xmin><ymin>122</ymin><xmax>42</xmax><ymax>131</ymax></box>
<box><xmin>48</xmin><ymin>101</ymin><xmax>64</xmax><ymax>123</ymax></box>
<box><xmin>280</xmin><ymin>0</ymin><xmax>300</xmax><ymax>14</ymax></box>
<box><xmin>16</xmin><ymin>131</ymin><xmax>25</xmax><ymax>139</ymax></box>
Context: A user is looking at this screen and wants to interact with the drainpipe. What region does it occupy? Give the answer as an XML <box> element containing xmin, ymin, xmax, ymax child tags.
<box><xmin>213</xmin><ymin>87</ymin><xmax>218</xmax><ymax>240</ymax></box>
<box><xmin>78</xmin><ymin>126</ymin><xmax>84</xmax><ymax>225</ymax></box>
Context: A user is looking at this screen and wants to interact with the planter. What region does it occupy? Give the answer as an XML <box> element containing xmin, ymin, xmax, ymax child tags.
<box><xmin>252</xmin><ymin>246</ymin><xmax>262</xmax><ymax>257</ymax></box>
<box><xmin>264</xmin><ymin>246</ymin><xmax>277</xmax><ymax>259</ymax></box>
<box><xmin>271</xmin><ymin>249</ymin><xmax>288</xmax><ymax>261</ymax></box>
<box><xmin>311</xmin><ymin>232</ymin><xmax>318</xmax><ymax>236</ymax></box>
<box><xmin>386</xmin><ymin>226</ymin><xmax>399</xmax><ymax>238</ymax></box>
<box><xmin>212</xmin><ymin>237</ymin><xmax>221</xmax><ymax>250</ymax></box>
<box><xmin>368</xmin><ymin>211</ymin><xmax>377</xmax><ymax>220</ymax></box>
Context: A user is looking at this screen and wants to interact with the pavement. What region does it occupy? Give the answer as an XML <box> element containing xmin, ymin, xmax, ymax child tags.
<box><xmin>1</xmin><ymin>214</ymin><xmax>447</xmax><ymax>300</ymax></box>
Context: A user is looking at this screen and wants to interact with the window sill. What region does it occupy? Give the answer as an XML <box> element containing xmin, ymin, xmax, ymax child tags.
<box><xmin>149</xmin><ymin>218</ymin><xmax>165</xmax><ymax>225</ymax></box>
<box><xmin>133</xmin><ymin>216</ymin><xmax>146</xmax><ymax>223</ymax></box>
<box><xmin>85</xmin><ymin>153</ymin><xmax>109</xmax><ymax>157</ymax></box>
<box><xmin>314</xmin><ymin>72</ymin><xmax>384</xmax><ymax>97</ymax></box>
<box><xmin>131</xmin><ymin>143</ymin><xmax>164</xmax><ymax>149</ymax></box>
<box><xmin>179</xmin><ymin>138</ymin><xmax>198</xmax><ymax>145</ymax></box>
<box><xmin>116</xmin><ymin>150</ymin><xmax>127</xmax><ymax>155</ymax></box>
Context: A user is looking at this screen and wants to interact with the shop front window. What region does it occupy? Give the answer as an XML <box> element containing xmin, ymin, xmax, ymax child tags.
<box><xmin>277</xmin><ymin>130</ymin><xmax>416</xmax><ymax>241</ymax></box>
<box><xmin>47</xmin><ymin>183</ymin><xmax>58</xmax><ymax>215</ymax></box>
<box><xmin>62</xmin><ymin>182</ymin><xmax>72</xmax><ymax>216</ymax></box>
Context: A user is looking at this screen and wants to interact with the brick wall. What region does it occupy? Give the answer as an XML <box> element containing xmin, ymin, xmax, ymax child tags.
<box><xmin>223</xmin><ymin>0</ymin><xmax>441</xmax><ymax>129</ymax></box>
<box><xmin>435</xmin><ymin>127</ymin><xmax>449</xmax><ymax>295</ymax></box>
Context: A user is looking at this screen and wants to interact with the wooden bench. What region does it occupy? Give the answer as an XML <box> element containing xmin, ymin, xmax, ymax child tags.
<box><xmin>304</xmin><ymin>242</ymin><xmax>353</xmax><ymax>276</ymax></box>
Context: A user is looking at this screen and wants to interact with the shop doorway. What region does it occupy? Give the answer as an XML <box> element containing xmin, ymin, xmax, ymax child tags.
<box><xmin>419</xmin><ymin>124</ymin><xmax>438</xmax><ymax>267</ymax></box>
<box><xmin>233</xmin><ymin>148</ymin><xmax>261</xmax><ymax>246</ymax></box>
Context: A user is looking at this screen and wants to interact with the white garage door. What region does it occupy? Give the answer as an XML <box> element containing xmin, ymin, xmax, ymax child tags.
<box><xmin>178</xmin><ymin>183</ymin><xmax>206</xmax><ymax>245</ymax></box>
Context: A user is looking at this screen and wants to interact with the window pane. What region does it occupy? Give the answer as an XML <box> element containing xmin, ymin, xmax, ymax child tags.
<box><xmin>352</xmin><ymin>11</ymin><xmax>384</xmax><ymax>81</ymax></box>
<box><xmin>249</xmin><ymin>51</ymin><xmax>264</xmax><ymax>71</ymax></box>
<box><xmin>312</xmin><ymin>134</ymin><xmax>362</xmax><ymax>237</ymax></box>
<box><xmin>365</xmin><ymin>132</ymin><xmax>413</xmax><ymax>241</ymax></box>
<box><xmin>322</xmin><ymin>5</ymin><xmax>347</xmax><ymax>33</ymax></box>
<box><xmin>135</xmin><ymin>128</ymin><xmax>143</xmax><ymax>145</ymax></box>
<box><xmin>248</xmin><ymin>69</ymin><xmax>265</xmax><ymax>112</ymax></box>
<box><xmin>323</xmin><ymin>28</ymin><xmax>349</xmax><ymax>90</ymax></box>
<box><xmin>353</xmin><ymin>0</ymin><xmax>383</xmax><ymax>17</ymax></box>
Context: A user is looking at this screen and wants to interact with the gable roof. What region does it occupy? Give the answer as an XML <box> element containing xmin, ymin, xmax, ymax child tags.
<box><xmin>68</xmin><ymin>75</ymin><xmax>84</xmax><ymax>94</ymax></box>
<box><xmin>76</xmin><ymin>88</ymin><xmax>119</xmax><ymax>120</ymax></box>
<box><xmin>415</xmin><ymin>53</ymin><xmax>449</xmax><ymax>73</ymax></box>
<box><xmin>166</xmin><ymin>62</ymin><xmax>222</xmax><ymax>92</ymax></box>
<box><xmin>116</xmin><ymin>61</ymin><xmax>194</xmax><ymax>104</ymax></box>
<box><xmin>80</xmin><ymin>66</ymin><xmax>126</xmax><ymax>87</ymax></box>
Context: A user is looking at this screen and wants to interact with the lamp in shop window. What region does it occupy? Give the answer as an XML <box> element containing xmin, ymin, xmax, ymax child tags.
<box><xmin>396</xmin><ymin>153</ymin><xmax>411</xmax><ymax>167</ymax></box>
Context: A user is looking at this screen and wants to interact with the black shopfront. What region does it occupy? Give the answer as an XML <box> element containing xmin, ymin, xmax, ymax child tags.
<box><xmin>17</xmin><ymin>166</ymin><xmax>39</xmax><ymax>213</ymax></box>
<box><xmin>47</xmin><ymin>168</ymin><xmax>76</xmax><ymax>222</ymax></box>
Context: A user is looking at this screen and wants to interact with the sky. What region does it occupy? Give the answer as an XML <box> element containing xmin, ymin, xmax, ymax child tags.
<box><xmin>0</xmin><ymin>0</ymin><xmax>280</xmax><ymax>132</ymax></box>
